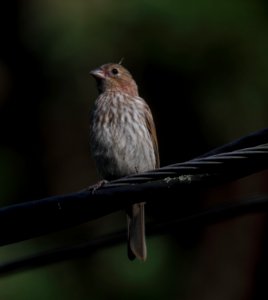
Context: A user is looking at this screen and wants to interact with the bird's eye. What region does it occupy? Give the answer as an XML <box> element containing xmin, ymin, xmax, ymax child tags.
<box><xmin>111</xmin><ymin>68</ymin><xmax>119</xmax><ymax>75</ymax></box>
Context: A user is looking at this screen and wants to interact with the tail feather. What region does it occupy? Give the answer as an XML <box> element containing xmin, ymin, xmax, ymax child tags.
<box><xmin>127</xmin><ymin>203</ymin><xmax>147</xmax><ymax>261</ymax></box>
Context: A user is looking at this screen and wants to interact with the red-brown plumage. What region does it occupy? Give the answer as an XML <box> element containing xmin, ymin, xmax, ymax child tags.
<box><xmin>90</xmin><ymin>63</ymin><xmax>159</xmax><ymax>261</ymax></box>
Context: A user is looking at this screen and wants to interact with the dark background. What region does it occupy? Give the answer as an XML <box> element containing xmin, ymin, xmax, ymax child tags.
<box><xmin>1</xmin><ymin>0</ymin><xmax>268</xmax><ymax>299</ymax></box>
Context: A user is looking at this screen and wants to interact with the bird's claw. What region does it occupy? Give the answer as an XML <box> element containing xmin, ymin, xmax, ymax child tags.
<box><xmin>87</xmin><ymin>179</ymin><xmax>109</xmax><ymax>194</ymax></box>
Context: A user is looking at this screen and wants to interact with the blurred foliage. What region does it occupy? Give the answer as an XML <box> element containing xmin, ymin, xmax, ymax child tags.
<box><xmin>1</xmin><ymin>0</ymin><xmax>268</xmax><ymax>299</ymax></box>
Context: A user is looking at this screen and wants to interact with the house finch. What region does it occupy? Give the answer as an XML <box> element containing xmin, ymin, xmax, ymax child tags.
<box><xmin>90</xmin><ymin>63</ymin><xmax>159</xmax><ymax>261</ymax></box>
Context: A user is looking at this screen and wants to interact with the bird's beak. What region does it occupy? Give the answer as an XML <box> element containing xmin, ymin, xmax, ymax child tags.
<box><xmin>90</xmin><ymin>68</ymin><xmax>105</xmax><ymax>79</ymax></box>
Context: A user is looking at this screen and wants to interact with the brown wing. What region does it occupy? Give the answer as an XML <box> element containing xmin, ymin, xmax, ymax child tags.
<box><xmin>144</xmin><ymin>104</ymin><xmax>160</xmax><ymax>169</ymax></box>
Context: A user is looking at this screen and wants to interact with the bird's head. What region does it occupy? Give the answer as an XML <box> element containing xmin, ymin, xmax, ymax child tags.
<box><xmin>90</xmin><ymin>63</ymin><xmax>139</xmax><ymax>97</ymax></box>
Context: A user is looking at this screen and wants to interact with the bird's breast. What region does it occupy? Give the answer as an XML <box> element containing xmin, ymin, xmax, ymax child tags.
<box><xmin>90</xmin><ymin>92</ymin><xmax>156</xmax><ymax>178</ymax></box>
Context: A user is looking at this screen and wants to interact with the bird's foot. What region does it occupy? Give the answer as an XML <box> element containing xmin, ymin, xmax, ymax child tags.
<box><xmin>87</xmin><ymin>179</ymin><xmax>109</xmax><ymax>194</ymax></box>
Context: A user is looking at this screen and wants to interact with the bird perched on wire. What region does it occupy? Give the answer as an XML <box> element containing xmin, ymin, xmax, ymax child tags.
<box><xmin>89</xmin><ymin>62</ymin><xmax>159</xmax><ymax>261</ymax></box>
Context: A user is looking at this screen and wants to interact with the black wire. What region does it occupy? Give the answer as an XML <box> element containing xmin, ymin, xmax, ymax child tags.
<box><xmin>0</xmin><ymin>142</ymin><xmax>268</xmax><ymax>247</ymax></box>
<box><xmin>1</xmin><ymin>128</ymin><xmax>268</xmax><ymax>276</ymax></box>
<box><xmin>198</xmin><ymin>128</ymin><xmax>268</xmax><ymax>158</ymax></box>
<box><xmin>106</xmin><ymin>143</ymin><xmax>268</xmax><ymax>185</ymax></box>
<box><xmin>0</xmin><ymin>195</ymin><xmax>267</xmax><ymax>277</ymax></box>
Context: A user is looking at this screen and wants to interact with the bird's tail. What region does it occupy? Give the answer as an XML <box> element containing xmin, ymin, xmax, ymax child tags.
<box><xmin>127</xmin><ymin>203</ymin><xmax>147</xmax><ymax>261</ymax></box>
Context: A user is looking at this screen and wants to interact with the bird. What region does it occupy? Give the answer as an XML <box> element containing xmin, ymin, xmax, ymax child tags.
<box><xmin>89</xmin><ymin>62</ymin><xmax>159</xmax><ymax>261</ymax></box>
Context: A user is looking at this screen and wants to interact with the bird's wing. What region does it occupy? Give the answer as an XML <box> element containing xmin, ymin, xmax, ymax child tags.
<box><xmin>144</xmin><ymin>103</ymin><xmax>160</xmax><ymax>169</ymax></box>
